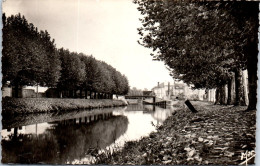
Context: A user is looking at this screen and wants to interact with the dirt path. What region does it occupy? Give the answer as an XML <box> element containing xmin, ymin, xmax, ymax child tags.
<box><xmin>95</xmin><ymin>101</ymin><xmax>256</xmax><ymax>165</ymax></box>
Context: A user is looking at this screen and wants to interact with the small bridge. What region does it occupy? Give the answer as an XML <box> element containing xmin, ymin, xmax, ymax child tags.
<box><xmin>125</xmin><ymin>95</ymin><xmax>166</xmax><ymax>106</ymax></box>
<box><xmin>125</xmin><ymin>95</ymin><xmax>156</xmax><ymax>103</ymax></box>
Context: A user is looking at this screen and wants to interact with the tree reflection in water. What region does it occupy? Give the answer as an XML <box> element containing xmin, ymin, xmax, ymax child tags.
<box><xmin>2</xmin><ymin>115</ymin><xmax>128</xmax><ymax>164</ymax></box>
<box><xmin>2</xmin><ymin>105</ymin><xmax>178</xmax><ymax>164</ymax></box>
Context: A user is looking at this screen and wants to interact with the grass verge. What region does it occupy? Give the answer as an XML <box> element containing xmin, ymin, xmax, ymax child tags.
<box><xmin>2</xmin><ymin>98</ymin><xmax>127</xmax><ymax>115</ymax></box>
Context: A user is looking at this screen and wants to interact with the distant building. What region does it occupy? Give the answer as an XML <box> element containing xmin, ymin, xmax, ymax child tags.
<box><xmin>151</xmin><ymin>81</ymin><xmax>206</xmax><ymax>101</ymax></box>
<box><xmin>2</xmin><ymin>84</ymin><xmax>48</xmax><ymax>98</ymax></box>
<box><xmin>2</xmin><ymin>81</ymin><xmax>12</xmax><ymax>97</ymax></box>
<box><xmin>151</xmin><ymin>82</ymin><xmax>175</xmax><ymax>100</ymax></box>
<box><xmin>2</xmin><ymin>86</ymin><xmax>12</xmax><ymax>98</ymax></box>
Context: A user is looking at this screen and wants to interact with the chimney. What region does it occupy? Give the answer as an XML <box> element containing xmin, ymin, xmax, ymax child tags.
<box><xmin>158</xmin><ymin>82</ymin><xmax>159</xmax><ymax>88</ymax></box>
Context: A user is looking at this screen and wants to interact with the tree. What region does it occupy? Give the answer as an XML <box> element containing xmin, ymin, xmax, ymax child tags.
<box><xmin>79</xmin><ymin>53</ymin><xmax>128</xmax><ymax>98</ymax></box>
<box><xmin>38</xmin><ymin>30</ymin><xmax>61</xmax><ymax>87</ymax></box>
<box><xmin>79</xmin><ymin>54</ymin><xmax>98</xmax><ymax>98</ymax></box>
<box><xmin>57</xmin><ymin>48</ymin><xmax>85</xmax><ymax>97</ymax></box>
<box><xmin>2</xmin><ymin>13</ymin><xmax>129</xmax><ymax>99</ymax></box>
<box><xmin>128</xmin><ymin>87</ymin><xmax>143</xmax><ymax>96</ymax></box>
<box><xmin>134</xmin><ymin>1</ymin><xmax>258</xmax><ymax>109</ymax></box>
<box><xmin>98</xmin><ymin>61</ymin><xmax>117</xmax><ymax>94</ymax></box>
<box><xmin>2</xmin><ymin>13</ymin><xmax>61</xmax><ymax>97</ymax></box>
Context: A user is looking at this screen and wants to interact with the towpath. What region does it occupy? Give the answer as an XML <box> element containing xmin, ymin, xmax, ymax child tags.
<box><xmin>95</xmin><ymin>101</ymin><xmax>256</xmax><ymax>165</ymax></box>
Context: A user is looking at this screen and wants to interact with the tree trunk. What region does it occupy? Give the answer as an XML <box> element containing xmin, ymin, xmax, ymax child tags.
<box><xmin>227</xmin><ymin>74</ymin><xmax>236</xmax><ymax>105</ymax></box>
<box><xmin>14</xmin><ymin>127</ymin><xmax>18</xmax><ymax>139</ymax></box>
<box><xmin>207</xmin><ymin>89</ymin><xmax>211</xmax><ymax>102</ymax></box>
<box><xmin>14</xmin><ymin>83</ymin><xmax>19</xmax><ymax>98</ymax></box>
<box><xmin>246</xmin><ymin>4</ymin><xmax>258</xmax><ymax>110</ymax></box>
<box><xmin>231</xmin><ymin>74</ymin><xmax>236</xmax><ymax>104</ymax></box>
<box><xmin>234</xmin><ymin>68</ymin><xmax>246</xmax><ymax>106</ymax></box>
<box><xmin>247</xmin><ymin>43</ymin><xmax>258</xmax><ymax>110</ymax></box>
<box><xmin>74</xmin><ymin>90</ymin><xmax>77</xmax><ymax>98</ymax></box>
<box><xmin>219</xmin><ymin>85</ymin><xmax>226</xmax><ymax>105</ymax></box>
<box><xmin>66</xmin><ymin>90</ymin><xmax>69</xmax><ymax>98</ymax></box>
<box><xmin>85</xmin><ymin>90</ymin><xmax>88</xmax><ymax>99</ymax></box>
<box><xmin>242</xmin><ymin>70</ymin><xmax>249</xmax><ymax>105</ymax></box>
<box><xmin>227</xmin><ymin>80</ymin><xmax>232</xmax><ymax>105</ymax></box>
<box><xmin>215</xmin><ymin>87</ymin><xmax>220</xmax><ymax>105</ymax></box>
<box><xmin>80</xmin><ymin>89</ymin><xmax>83</xmax><ymax>98</ymax></box>
<box><xmin>247</xmin><ymin>66</ymin><xmax>257</xmax><ymax>110</ymax></box>
<box><xmin>69</xmin><ymin>90</ymin><xmax>73</xmax><ymax>98</ymax></box>
<box><xmin>60</xmin><ymin>91</ymin><xmax>63</xmax><ymax>98</ymax></box>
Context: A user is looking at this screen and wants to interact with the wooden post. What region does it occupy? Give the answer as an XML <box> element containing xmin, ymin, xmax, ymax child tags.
<box><xmin>184</xmin><ymin>100</ymin><xmax>198</xmax><ymax>113</ymax></box>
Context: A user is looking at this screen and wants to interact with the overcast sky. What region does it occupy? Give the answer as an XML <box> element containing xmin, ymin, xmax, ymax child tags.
<box><xmin>3</xmin><ymin>0</ymin><xmax>173</xmax><ymax>90</ymax></box>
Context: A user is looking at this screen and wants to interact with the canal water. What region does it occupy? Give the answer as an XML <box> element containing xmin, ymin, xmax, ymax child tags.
<box><xmin>1</xmin><ymin>104</ymin><xmax>178</xmax><ymax>164</ymax></box>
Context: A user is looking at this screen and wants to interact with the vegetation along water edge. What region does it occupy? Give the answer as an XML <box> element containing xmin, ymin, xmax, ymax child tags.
<box><xmin>2</xmin><ymin>98</ymin><xmax>127</xmax><ymax>115</ymax></box>
<box><xmin>94</xmin><ymin>101</ymin><xmax>256</xmax><ymax>165</ymax></box>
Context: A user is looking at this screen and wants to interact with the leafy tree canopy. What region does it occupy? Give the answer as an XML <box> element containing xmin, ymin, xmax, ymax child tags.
<box><xmin>134</xmin><ymin>1</ymin><xmax>258</xmax><ymax>89</ymax></box>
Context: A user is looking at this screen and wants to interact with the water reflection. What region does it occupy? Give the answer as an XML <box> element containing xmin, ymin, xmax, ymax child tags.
<box><xmin>111</xmin><ymin>104</ymin><xmax>178</xmax><ymax>146</ymax></box>
<box><xmin>2</xmin><ymin>112</ymin><xmax>128</xmax><ymax>164</ymax></box>
<box><xmin>2</xmin><ymin>107</ymin><xmax>125</xmax><ymax>129</ymax></box>
<box><xmin>2</xmin><ymin>104</ymin><xmax>178</xmax><ymax>164</ymax></box>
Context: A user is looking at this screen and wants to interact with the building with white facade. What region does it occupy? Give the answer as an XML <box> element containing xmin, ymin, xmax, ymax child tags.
<box><xmin>151</xmin><ymin>81</ymin><xmax>207</xmax><ymax>101</ymax></box>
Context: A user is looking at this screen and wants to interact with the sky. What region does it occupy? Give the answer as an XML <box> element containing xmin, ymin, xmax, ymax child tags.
<box><xmin>2</xmin><ymin>0</ymin><xmax>174</xmax><ymax>90</ymax></box>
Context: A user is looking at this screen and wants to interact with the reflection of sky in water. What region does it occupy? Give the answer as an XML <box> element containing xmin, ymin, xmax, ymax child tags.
<box><xmin>1</xmin><ymin>123</ymin><xmax>54</xmax><ymax>140</ymax></box>
<box><xmin>108</xmin><ymin>105</ymin><xmax>176</xmax><ymax>149</ymax></box>
<box><xmin>2</xmin><ymin>104</ymin><xmax>177</xmax><ymax>164</ymax></box>
<box><xmin>113</xmin><ymin>111</ymin><xmax>157</xmax><ymax>142</ymax></box>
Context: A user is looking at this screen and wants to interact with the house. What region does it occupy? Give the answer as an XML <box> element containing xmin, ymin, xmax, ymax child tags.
<box><xmin>152</xmin><ymin>81</ymin><xmax>206</xmax><ymax>101</ymax></box>
<box><xmin>2</xmin><ymin>83</ymin><xmax>48</xmax><ymax>98</ymax></box>
<box><xmin>152</xmin><ymin>82</ymin><xmax>175</xmax><ymax>100</ymax></box>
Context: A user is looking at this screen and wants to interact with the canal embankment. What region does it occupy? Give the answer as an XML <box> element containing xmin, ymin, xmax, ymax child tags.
<box><xmin>1</xmin><ymin>104</ymin><xmax>177</xmax><ymax>164</ymax></box>
<box><xmin>2</xmin><ymin>98</ymin><xmax>127</xmax><ymax>115</ymax></box>
<box><xmin>94</xmin><ymin>101</ymin><xmax>256</xmax><ymax>165</ymax></box>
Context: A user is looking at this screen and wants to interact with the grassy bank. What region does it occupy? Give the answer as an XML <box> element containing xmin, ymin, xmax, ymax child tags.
<box><xmin>94</xmin><ymin>101</ymin><xmax>256</xmax><ymax>165</ymax></box>
<box><xmin>2</xmin><ymin>98</ymin><xmax>127</xmax><ymax>115</ymax></box>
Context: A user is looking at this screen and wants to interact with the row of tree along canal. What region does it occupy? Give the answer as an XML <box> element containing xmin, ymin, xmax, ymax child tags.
<box><xmin>2</xmin><ymin>13</ymin><xmax>129</xmax><ymax>98</ymax></box>
<box><xmin>135</xmin><ymin>1</ymin><xmax>258</xmax><ymax>110</ymax></box>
